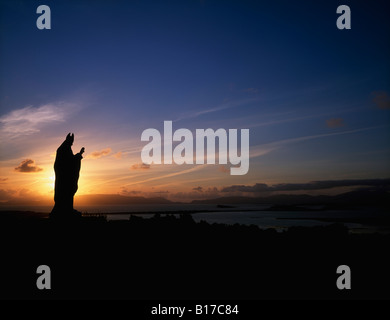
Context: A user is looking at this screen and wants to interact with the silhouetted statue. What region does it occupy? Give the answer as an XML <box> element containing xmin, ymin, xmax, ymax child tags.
<box><xmin>50</xmin><ymin>133</ymin><xmax>85</xmax><ymax>219</ymax></box>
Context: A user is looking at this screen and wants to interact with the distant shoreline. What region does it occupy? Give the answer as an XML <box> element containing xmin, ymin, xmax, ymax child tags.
<box><xmin>1</xmin><ymin>202</ymin><xmax>387</xmax><ymax>215</ymax></box>
<box><xmin>1</xmin><ymin>208</ymin><xmax>390</xmax><ymax>234</ymax></box>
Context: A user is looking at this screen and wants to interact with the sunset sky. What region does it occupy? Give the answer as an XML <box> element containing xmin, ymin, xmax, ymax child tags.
<box><xmin>1</xmin><ymin>0</ymin><xmax>389</xmax><ymax>204</ymax></box>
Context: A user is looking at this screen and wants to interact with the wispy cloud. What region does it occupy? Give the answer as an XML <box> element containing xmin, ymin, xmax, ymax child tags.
<box><xmin>243</xmin><ymin>88</ymin><xmax>259</xmax><ymax>93</ymax></box>
<box><xmin>250</xmin><ymin>126</ymin><xmax>384</xmax><ymax>159</ymax></box>
<box><xmin>113</xmin><ymin>151</ymin><xmax>122</xmax><ymax>159</ymax></box>
<box><xmin>0</xmin><ymin>189</ymin><xmax>17</xmax><ymax>201</ymax></box>
<box><xmin>326</xmin><ymin>118</ymin><xmax>345</xmax><ymax>128</ymax></box>
<box><xmin>125</xmin><ymin>165</ymin><xmax>205</xmax><ymax>186</ymax></box>
<box><xmin>14</xmin><ymin>159</ymin><xmax>43</xmax><ymax>173</ymax></box>
<box><xmin>270</xmin><ymin>126</ymin><xmax>382</xmax><ymax>146</ymax></box>
<box><xmin>246</xmin><ymin>106</ymin><xmax>365</xmax><ymax>130</ymax></box>
<box><xmin>250</xmin><ymin>145</ymin><xmax>278</xmax><ymax>159</ymax></box>
<box><xmin>87</xmin><ymin>148</ymin><xmax>112</xmax><ymax>159</ymax></box>
<box><xmin>372</xmin><ymin>91</ymin><xmax>390</xmax><ymax>110</ymax></box>
<box><xmin>120</xmin><ymin>187</ymin><xmax>142</xmax><ymax>196</ymax></box>
<box><xmin>0</xmin><ymin>102</ymin><xmax>78</xmax><ymax>138</ymax></box>
<box><xmin>174</xmin><ymin>98</ymin><xmax>260</xmax><ymax>122</ymax></box>
<box><xmin>131</xmin><ymin>163</ymin><xmax>151</xmax><ymax>170</ymax></box>
<box><xmin>218</xmin><ymin>165</ymin><xmax>230</xmax><ymax>173</ymax></box>
<box><xmin>165</xmin><ymin>186</ymin><xmax>221</xmax><ymax>201</ymax></box>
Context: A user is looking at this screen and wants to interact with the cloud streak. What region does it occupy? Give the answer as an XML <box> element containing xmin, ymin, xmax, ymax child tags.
<box><xmin>0</xmin><ymin>102</ymin><xmax>77</xmax><ymax>138</ymax></box>
<box><xmin>243</xmin><ymin>88</ymin><xmax>259</xmax><ymax>93</ymax></box>
<box><xmin>125</xmin><ymin>165</ymin><xmax>205</xmax><ymax>187</ymax></box>
<box><xmin>174</xmin><ymin>98</ymin><xmax>260</xmax><ymax>122</ymax></box>
<box><xmin>250</xmin><ymin>126</ymin><xmax>384</xmax><ymax>159</ymax></box>
<box><xmin>245</xmin><ymin>106</ymin><xmax>365</xmax><ymax>130</ymax></box>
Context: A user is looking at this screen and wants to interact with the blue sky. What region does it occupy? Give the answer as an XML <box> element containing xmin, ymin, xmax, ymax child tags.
<box><xmin>0</xmin><ymin>0</ymin><xmax>389</xmax><ymax>202</ymax></box>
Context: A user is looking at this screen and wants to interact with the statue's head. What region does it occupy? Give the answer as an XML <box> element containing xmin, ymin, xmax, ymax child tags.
<box><xmin>66</xmin><ymin>133</ymin><xmax>74</xmax><ymax>146</ymax></box>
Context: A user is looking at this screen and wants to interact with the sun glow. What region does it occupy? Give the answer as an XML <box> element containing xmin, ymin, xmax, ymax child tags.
<box><xmin>42</xmin><ymin>173</ymin><xmax>55</xmax><ymax>193</ymax></box>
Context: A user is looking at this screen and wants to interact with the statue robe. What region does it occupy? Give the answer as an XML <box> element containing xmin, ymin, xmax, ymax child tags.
<box><xmin>50</xmin><ymin>138</ymin><xmax>83</xmax><ymax>218</ymax></box>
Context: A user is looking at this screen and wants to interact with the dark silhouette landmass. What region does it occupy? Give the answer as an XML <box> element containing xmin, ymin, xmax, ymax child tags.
<box><xmin>2</xmin><ymin>162</ymin><xmax>389</xmax><ymax>300</ymax></box>
<box><xmin>1</xmin><ymin>187</ymin><xmax>388</xmax><ymax>208</ymax></box>
<box><xmin>191</xmin><ymin>188</ymin><xmax>390</xmax><ymax>208</ymax></box>
<box><xmin>1</xmin><ymin>212</ymin><xmax>389</xmax><ymax>299</ymax></box>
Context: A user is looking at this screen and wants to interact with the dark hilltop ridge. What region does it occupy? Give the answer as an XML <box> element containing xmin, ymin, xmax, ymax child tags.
<box><xmin>1</xmin><ymin>211</ymin><xmax>390</xmax><ymax>300</ymax></box>
<box><xmin>191</xmin><ymin>188</ymin><xmax>390</xmax><ymax>208</ymax></box>
<box><xmin>0</xmin><ymin>194</ymin><xmax>173</xmax><ymax>207</ymax></box>
<box><xmin>1</xmin><ymin>187</ymin><xmax>389</xmax><ymax>208</ymax></box>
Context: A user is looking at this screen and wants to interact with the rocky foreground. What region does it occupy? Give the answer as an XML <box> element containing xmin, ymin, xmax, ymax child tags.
<box><xmin>1</xmin><ymin>212</ymin><xmax>389</xmax><ymax>299</ymax></box>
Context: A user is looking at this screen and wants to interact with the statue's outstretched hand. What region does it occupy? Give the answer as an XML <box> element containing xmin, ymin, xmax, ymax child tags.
<box><xmin>80</xmin><ymin>147</ymin><xmax>85</xmax><ymax>155</ymax></box>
